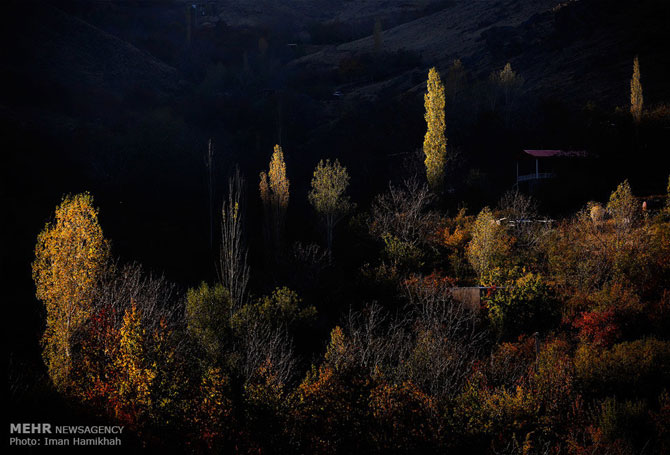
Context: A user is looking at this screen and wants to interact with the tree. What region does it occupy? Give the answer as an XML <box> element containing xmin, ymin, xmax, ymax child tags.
<box><xmin>445</xmin><ymin>58</ymin><xmax>466</xmax><ymax>105</ymax></box>
<box><xmin>497</xmin><ymin>63</ymin><xmax>523</xmax><ymax>105</ymax></box>
<box><xmin>32</xmin><ymin>193</ymin><xmax>110</xmax><ymax>390</ymax></box>
<box><xmin>308</xmin><ymin>159</ymin><xmax>352</xmax><ymax>251</ymax></box>
<box><xmin>631</xmin><ymin>56</ymin><xmax>643</xmax><ymax>123</ymax></box>
<box><xmin>205</xmin><ymin>139</ymin><xmax>214</xmax><ymax>248</ymax></box>
<box><xmin>291</xmin><ymin>326</ymin><xmax>373</xmax><ymax>454</ymax></box>
<box><xmin>423</xmin><ymin>67</ymin><xmax>447</xmax><ymax>191</ymax></box>
<box><xmin>373</xmin><ymin>18</ymin><xmax>383</xmax><ymax>53</ymax></box>
<box><xmin>258</xmin><ymin>36</ymin><xmax>269</xmax><ymax>56</ymax></box>
<box><xmin>107</xmin><ymin>301</ymin><xmax>184</xmax><ymax>427</ymax></box>
<box><xmin>369</xmin><ymin>179</ymin><xmax>437</xmax><ymax>245</ymax></box>
<box><xmin>466</xmin><ymin>207</ymin><xmax>510</xmax><ymax>281</ymax></box>
<box><xmin>260</xmin><ymin>144</ymin><xmax>289</xmax><ymax>257</ymax></box>
<box><xmin>497</xmin><ymin>190</ymin><xmax>549</xmax><ymax>262</ymax></box>
<box><xmin>232</xmin><ymin>287</ymin><xmax>316</xmax><ymax>332</ymax></box>
<box><xmin>220</xmin><ymin>168</ymin><xmax>249</xmax><ymax>308</ymax></box>
<box><xmin>369</xmin><ymin>380</ymin><xmax>439</xmax><ymax>451</ymax></box>
<box><xmin>114</xmin><ymin>302</ymin><xmax>156</xmax><ymax>424</ymax></box>
<box><xmin>480</xmin><ymin>267</ymin><xmax>556</xmax><ymax>341</ymax></box>
<box><xmin>185</xmin><ymin>283</ymin><xmax>233</xmax><ymax>361</ymax></box>
<box><xmin>606</xmin><ymin>180</ymin><xmax>638</xmax><ymax>235</ymax></box>
<box><xmin>192</xmin><ymin>366</ymin><xmax>234</xmax><ymax>451</ymax></box>
<box><xmin>489</xmin><ymin>63</ymin><xmax>524</xmax><ymax>120</ymax></box>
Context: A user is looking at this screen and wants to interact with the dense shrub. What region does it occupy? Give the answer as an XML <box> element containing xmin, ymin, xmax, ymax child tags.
<box><xmin>575</xmin><ymin>338</ymin><xmax>670</xmax><ymax>398</ymax></box>
<box><xmin>481</xmin><ymin>267</ymin><xmax>558</xmax><ymax>340</ymax></box>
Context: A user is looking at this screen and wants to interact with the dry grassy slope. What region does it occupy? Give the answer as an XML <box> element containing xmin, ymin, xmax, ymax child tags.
<box><xmin>209</xmin><ymin>0</ymin><xmax>338</xmax><ymax>27</ymax></box>
<box><xmin>8</xmin><ymin>1</ymin><xmax>179</xmax><ymax>98</ymax></box>
<box><xmin>286</xmin><ymin>0</ymin><xmax>560</xmax><ymax>96</ymax></box>
<box><xmin>215</xmin><ymin>0</ymin><xmax>444</xmax><ymax>27</ymax></box>
<box><xmin>338</xmin><ymin>0</ymin><xmax>560</xmax><ymax>65</ymax></box>
<box><xmin>288</xmin><ymin>0</ymin><xmax>670</xmax><ymax>107</ymax></box>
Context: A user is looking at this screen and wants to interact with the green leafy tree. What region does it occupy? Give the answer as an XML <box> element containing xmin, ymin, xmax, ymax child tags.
<box><xmin>32</xmin><ymin>193</ymin><xmax>110</xmax><ymax>390</ymax></box>
<box><xmin>481</xmin><ymin>267</ymin><xmax>556</xmax><ymax>340</ymax></box>
<box><xmin>308</xmin><ymin>159</ymin><xmax>352</xmax><ymax>251</ymax></box>
<box><xmin>423</xmin><ymin>67</ymin><xmax>447</xmax><ymax>191</ymax></box>
<box><xmin>606</xmin><ymin>180</ymin><xmax>638</xmax><ymax>235</ymax></box>
<box><xmin>232</xmin><ymin>287</ymin><xmax>316</xmax><ymax>332</ymax></box>
<box><xmin>186</xmin><ymin>283</ymin><xmax>233</xmax><ymax>361</ymax></box>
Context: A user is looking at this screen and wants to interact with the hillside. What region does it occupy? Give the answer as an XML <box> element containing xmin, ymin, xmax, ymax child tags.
<box><xmin>288</xmin><ymin>0</ymin><xmax>670</xmax><ymax>107</ymax></box>
<box><xmin>4</xmin><ymin>1</ymin><xmax>179</xmax><ymax>111</ymax></box>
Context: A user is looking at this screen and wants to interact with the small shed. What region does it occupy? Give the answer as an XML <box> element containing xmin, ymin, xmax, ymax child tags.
<box><xmin>451</xmin><ymin>287</ymin><xmax>482</xmax><ymax>311</ymax></box>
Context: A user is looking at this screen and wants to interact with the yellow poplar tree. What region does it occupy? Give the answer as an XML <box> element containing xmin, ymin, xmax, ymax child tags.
<box><xmin>32</xmin><ymin>193</ymin><xmax>110</xmax><ymax>390</ymax></box>
<box><xmin>260</xmin><ymin>144</ymin><xmax>290</xmax><ymax>255</ymax></box>
<box><xmin>423</xmin><ymin>67</ymin><xmax>447</xmax><ymax>191</ymax></box>
<box><xmin>631</xmin><ymin>55</ymin><xmax>644</xmax><ymax>123</ymax></box>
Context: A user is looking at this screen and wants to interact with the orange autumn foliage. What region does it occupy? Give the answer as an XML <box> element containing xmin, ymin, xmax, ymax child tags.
<box><xmin>369</xmin><ymin>380</ymin><xmax>440</xmax><ymax>451</ymax></box>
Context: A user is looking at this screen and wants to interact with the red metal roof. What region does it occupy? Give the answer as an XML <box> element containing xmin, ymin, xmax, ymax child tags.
<box><xmin>522</xmin><ymin>150</ymin><xmax>588</xmax><ymax>158</ymax></box>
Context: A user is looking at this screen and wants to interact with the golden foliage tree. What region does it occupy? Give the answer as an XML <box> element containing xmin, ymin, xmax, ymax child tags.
<box><xmin>193</xmin><ymin>366</ymin><xmax>234</xmax><ymax>450</ymax></box>
<box><xmin>32</xmin><ymin>193</ymin><xmax>110</xmax><ymax>390</ymax></box>
<box><xmin>114</xmin><ymin>302</ymin><xmax>156</xmax><ymax>424</ymax></box>
<box><xmin>423</xmin><ymin>67</ymin><xmax>447</xmax><ymax>191</ymax></box>
<box><xmin>308</xmin><ymin>159</ymin><xmax>352</xmax><ymax>251</ymax></box>
<box><xmin>630</xmin><ymin>56</ymin><xmax>644</xmax><ymax>123</ymax></box>
<box><xmin>466</xmin><ymin>207</ymin><xmax>510</xmax><ymax>281</ymax></box>
<box><xmin>260</xmin><ymin>144</ymin><xmax>290</xmax><ymax>256</ymax></box>
<box><xmin>291</xmin><ymin>326</ymin><xmax>372</xmax><ymax>454</ymax></box>
<box><xmin>111</xmin><ymin>301</ymin><xmax>183</xmax><ymax>427</ymax></box>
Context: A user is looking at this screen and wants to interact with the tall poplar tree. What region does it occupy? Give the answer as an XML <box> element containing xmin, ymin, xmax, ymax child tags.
<box><xmin>631</xmin><ymin>55</ymin><xmax>644</xmax><ymax>123</ymax></box>
<box><xmin>260</xmin><ymin>145</ymin><xmax>290</xmax><ymax>256</ymax></box>
<box><xmin>423</xmin><ymin>67</ymin><xmax>447</xmax><ymax>191</ymax></box>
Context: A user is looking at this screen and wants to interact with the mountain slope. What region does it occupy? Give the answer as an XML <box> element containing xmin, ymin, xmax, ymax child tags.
<box><xmin>4</xmin><ymin>0</ymin><xmax>179</xmax><ymax>107</ymax></box>
<box><xmin>286</xmin><ymin>0</ymin><xmax>670</xmax><ymax>107</ymax></box>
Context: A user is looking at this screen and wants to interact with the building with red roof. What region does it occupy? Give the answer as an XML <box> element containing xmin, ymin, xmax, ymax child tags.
<box><xmin>516</xmin><ymin>149</ymin><xmax>591</xmax><ymax>187</ymax></box>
